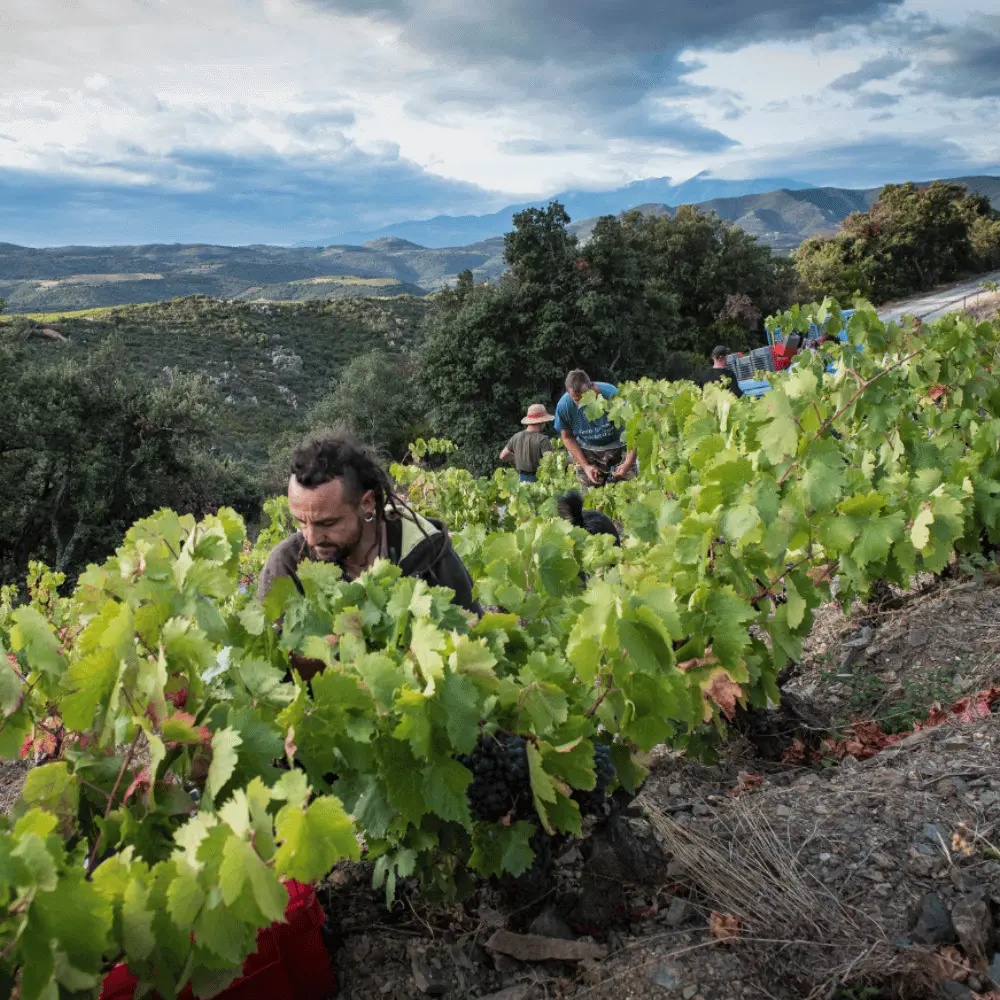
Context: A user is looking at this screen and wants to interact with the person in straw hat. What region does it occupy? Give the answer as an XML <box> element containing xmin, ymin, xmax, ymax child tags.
<box><xmin>499</xmin><ymin>403</ymin><xmax>555</xmax><ymax>482</ymax></box>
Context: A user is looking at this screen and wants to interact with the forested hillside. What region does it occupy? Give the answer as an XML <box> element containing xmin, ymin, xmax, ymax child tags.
<box><xmin>3</xmin><ymin>295</ymin><xmax>430</xmax><ymax>460</ymax></box>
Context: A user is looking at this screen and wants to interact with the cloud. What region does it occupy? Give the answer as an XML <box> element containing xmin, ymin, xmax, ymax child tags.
<box><xmin>0</xmin><ymin>146</ymin><xmax>506</xmax><ymax>246</ymax></box>
<box><xmin>316</xmin><ymin>0</ymin><xmax>904</xmax><ymax>61</ymax></box>
<box><xmin>498</xmin><ymin>139</ymin><xmax>592</xmax><ymax>155</ymax></box>
<box><xmin>852</xmin><ymin>91</ymin><xmax>902</xmax><ymax>108</ymax></box>
<box><xmin>738</xmin><ymin>134</ymin><xmax>998</xmax><ymax>189</ymax></box>
<box><xmin>906</xmin><ymin>14</ymin><xmax>1000</xmax><ymax>99</ymax></box>
<box><xmin>313</xmin><ymin>0</ymin><xmax>906</xmax><ymax>150</ymax></box>
<box><xmin>829</xmin><ymin>55</ymin><xmax>911</xmax><ymax>91</ymax></box>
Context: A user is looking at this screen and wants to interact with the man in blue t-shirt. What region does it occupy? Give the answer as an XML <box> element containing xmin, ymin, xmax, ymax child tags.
<box><xmin>554</xmin><ymin>369</ymin><xmax>636</xmax><ymax>487</ymax></box>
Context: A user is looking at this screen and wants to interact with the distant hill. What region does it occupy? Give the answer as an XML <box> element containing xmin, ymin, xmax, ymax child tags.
<box><xmin>4</xmin><ymin>175</ymin><xmax>999</xmax><ymax>312</ymax></box>
<box><xmin>568</xmin><ymin>176</ymin><xmax>1000</xmax><ymax>253</ymax></box>
<box><xmin>3</xmin><ymin>296</ymin><xmax>432</xmax><ymax>462</ymax></box>
<box><xmin>304</xmin><ymin>173</ymin><xmax>814</xmax><ymax>249</ymax></box>
<box><xmin>0</xmin><ymin>238</ymin><xmax>507</xmax><ymax>313</ymax></box>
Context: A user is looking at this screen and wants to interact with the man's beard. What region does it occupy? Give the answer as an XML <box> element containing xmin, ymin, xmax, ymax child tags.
<box><xmin>311</xmin><ymin>515</ymin><xmax>364</xmax><ymax>563</ymax></box>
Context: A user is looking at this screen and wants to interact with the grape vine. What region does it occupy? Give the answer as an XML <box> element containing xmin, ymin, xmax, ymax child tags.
<box><xmin>0</xmin><ymin>298</ymin><xmax>999</xmax><ymax>999</ymax></box>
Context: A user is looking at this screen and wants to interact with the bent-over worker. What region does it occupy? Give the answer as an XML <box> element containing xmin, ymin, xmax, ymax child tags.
<box><xmin>554</xmin><ymin>369</ymin><xmax>636</xmax><ymax>488</ymax></box>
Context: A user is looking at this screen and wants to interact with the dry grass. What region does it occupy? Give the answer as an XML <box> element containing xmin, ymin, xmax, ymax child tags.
<box><xmin>647</xmin><ymin>800</ymin><xmax>902</xmax><ymax>999</ymax></box>
<box><xmin>964</xmin><ymin>292</ymin><xmax>1000</xmax><ymax>324</ymax></box>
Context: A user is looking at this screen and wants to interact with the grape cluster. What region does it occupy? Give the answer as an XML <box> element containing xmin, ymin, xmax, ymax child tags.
<box><xmin>457</xmin><ymin>733</ymin><xmax>530</xmax><ymax>822</ymax></box>
<box><xmin>574</xmin><ymin>741</ymin><xmax>618</xmax><ymax>816</ymax></box>
<box><xmin>593</xmin><ymin>743</ymin><xmax>616</xmax><ymax>795</ymax></box>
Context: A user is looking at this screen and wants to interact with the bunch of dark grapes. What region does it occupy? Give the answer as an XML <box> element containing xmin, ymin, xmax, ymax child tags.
<box><xmin>457</xmin><ymin>733</ymin><xmax>531</xmax><ymax>822</ymax></box>
<box><xmin>574</xmin><ymin>741</ymin><xmax>618</xmax><ymax>816</ymax></box>
<box><xmin>593</xmin><ymin>743</ymin><xmax>616</xmax><ymax>795</ymax></box>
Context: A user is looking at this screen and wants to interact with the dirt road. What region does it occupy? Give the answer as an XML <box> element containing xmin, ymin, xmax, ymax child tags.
<box><xmin>877</xmin><ymin>269</ymin><xmax>1000</xmax><ymax>324</ymax></box>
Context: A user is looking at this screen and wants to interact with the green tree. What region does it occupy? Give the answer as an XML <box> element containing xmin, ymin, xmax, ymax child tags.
<box><xmin>419</xmin><ymin>201</ymin><xmax>796</xmax><ymax>470</ymax></box>
<box><xmin>419</xmin><ymin>204</ymin><xmax>588</xmax><ymax>472</ymax></box>
<box><xmin>306</xmin><ymin>349</ymin><xmax>428</xmax><ymax>460</ymax></box>
<box><xmin>795</xmin><ymin>234</ymin><xmax>873</xmax><ymax>302</ymax></box>
<box><xmin>797</xmin><ymin>181</ymin><xmax>1000</xmax><ymax>303</ymax></box>
<box><xmin>0</xmin><ymin>337</ymin><xmax>262</xmax><ymax>582</ymax></box>
<box><xmin>617</xmin><ymin>206</ymin><xmax>796</xmax><ymax>353</ymax></box>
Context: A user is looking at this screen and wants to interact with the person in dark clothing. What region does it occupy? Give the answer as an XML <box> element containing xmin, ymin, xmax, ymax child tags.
<box><xmin>556</xmin><ymin>491</ymin><xmax>621</xmax><ymax>546</ymax></box>
<box><xmin>700</xmin><ymin>345</ymin><xmax>744</xmax><ymax>398</ymax></box>
<box><xmin>258</xmin><ymin>433</ymin><xmax>480</xmax><ymax>617</ymax></box>
<box><xmin>499</xmin><ymin>403</ymin><xmax>555</xmax><ymax>482</ymax></box>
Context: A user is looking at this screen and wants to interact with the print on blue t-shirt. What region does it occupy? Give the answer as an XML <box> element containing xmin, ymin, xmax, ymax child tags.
<box><xmin>554</xmin><ymin>382</ymin><xmax>621</xmax><ymax>450</ymax></box>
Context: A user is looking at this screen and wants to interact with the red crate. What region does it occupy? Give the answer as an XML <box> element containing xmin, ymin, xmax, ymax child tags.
<box><xmin>100</xmin><ymin>880</ymin><xmax>335</xmax><ymax>1000</ymax></box>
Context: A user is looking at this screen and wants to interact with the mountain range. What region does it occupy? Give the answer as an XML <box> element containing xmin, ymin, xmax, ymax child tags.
<box><xmin>3</xmin><ymin>175</ymin><xmax>999</xmax><ymax>314</ymax></box>
<box><xmin>299</xmin><ymin>173</ymin><xmax>815</xmax><ymax>248</ymax></box>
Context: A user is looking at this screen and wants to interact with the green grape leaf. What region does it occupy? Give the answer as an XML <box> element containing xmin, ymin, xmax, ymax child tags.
<box><xmin>439</xmin><ymin>673</ymin><xmax>481</xmax><ymax>754</ymax></box>
<box><xmin>274</xmin><ymin>795</ymin><xmax>360</xmax><ymax>881</ymax></box>
<box><xmin>609</xmin><ymin>743</ymin><xmax>647</xmax><ymax>794</ymax></box>
<box><xmin>701</xmin><ymin>589</ymin><xmax>755</xmax><ymax>668</ymax></box>
<box><xmin>784</xmin><ymin>575</ymin><xmax>807</xmax><ymax>630</ymax></box>
<box><xmin>20</xmin><ymin>763</ymin><xmax>79</xmax><ymax>838</ymax></box>
<box><xmin>469</xmin><ymin>820</ymin><xmax>537</xmax><ymax>877</ymax></box>
<box><xmin>520</xmin><ymin>682</ymin><xmax>569</xmax><ymax>735</ymax></box>
<box><xmin>194</xmin><ymin>900</ymin><xmax>252</xmax><ymax>965</ymax></box>
<box><xmin>527</xmin><ymin>743</ymin><xmax>557</xmax><ymax>834</ymax></box>
<box><xmin>204</xmin><ymin>728</ymin><xmax>242</xmax><ymax>806</ymax></box>
<box><xmin>263</xmin><ymin>576</ymin><xmax>298</xmax><ymax>623</ymax></box>
<box><xmin>382</xmin><ymin>743</ymin><xmax>429</xmax><ymax>828</ymax></box>
<box><xmin>238</xmin><ymin>604</ymin><xmax>267</xmax><ymax>637</ymax></box>
<box><xmin>540</xmin><ymin>739</ymin><xmax>596</xmax><ymax>791</ymax></box>
<box><xmin>60</xmin><ymin>648</ymin><xmax>119</xmax><ymax>732</ymax></box>
<box><xmin>544</xmin><ymin>791</ymin><xmax>582</xmax><ymax>837</ymax></box>
<box><xmin>421</xmin><ymin>758</ymin><xmax>472</xmax><ymax>827</ymax></box>
<box><xmin>911</xmin><ymin>503</ymin><xmax>935</xmax><ymax>551</ymax></box>
<box><xmin>0</xmin><ymin>653</ymin><xmax>23</xmax><ymax>716</ymax></box>
<box><xmin>18</xmin><ymin>921</ymin><xmax>55</xmax><ymax>1000</ymax></box>
<box><xmin>122</xmin><ymin>879</ymin><xmax>156</xmax><ymax>961</ymax></box>
<box><xmin>10</xmin><ymin>608</ymin><xmax>65</xmax><ymax>678</ymax></box>
<box><xmin>757</xmin><ymin>392</ymin><xmax>799</xmax><ymax>463</ymax></box>
<box><xmin>34</xmin><ymin>870</ymin><xmax>113</xmax><ymax>971</ymax></box>
<box><xmin>167</xmin><ymin>869</ymin><xmax>207</xmax><ymax>928</ymax></box>
<box><xmin>393</xmin><ymin>689</ymin><xmax>433</xmax><ymax>760</ymax></box>
<box><xmin>617</xmin><ymin>612</ymin><xmax>672</xmax><ymax>676</ymax></box>
<box><xmin>271</xmin><ymin>768</ymin><xmax>310</xmax><ymax>810</ymax></box>
<box><xmin>354</xmin><ymin>653</ymin><xmax>403</xmax><ymax>710</ymax></box>
<box><xmin>852</xmin><ymin>512</ymin><xmax>906</xmax><ymax>567</ymax></box>
<box><xmin>12</xmin><ymin>831</ymin><xmax>58</xmax><ymax>891</ymax></box>
<box><xmin>246</xmin><ymin>777</ymin><xmax>276</xmax><ymax>861</ymax></box>
<box><xmin>409</xmin><ymin>620</ymin><xmax>446</xmax><ymax>690</ymax></box>
<box><xmin>340</xmin><ymin>775</ymin><xmax>395</xmax><ymax>840</ymax></box>
<box><xmin>219</xmin><ymin>835</ymin><xmax>288</xmax><ymax>924</ymax></box>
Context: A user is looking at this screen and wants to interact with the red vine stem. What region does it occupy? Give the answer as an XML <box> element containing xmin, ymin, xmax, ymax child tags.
<box><xmin>585</xmin><ymin>674</ymin><xmax>617</xmax><ymax>719</ymax></box>
<box><xmin>87</xmin><ymin>728</ymin><xmax>142</xmax><ymax>873</ymax></box>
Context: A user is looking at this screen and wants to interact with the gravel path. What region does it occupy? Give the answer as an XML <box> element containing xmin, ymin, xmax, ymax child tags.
<box><xmin>877</xmin><ymin>270</ymin><xmax>1000</xmax><ymax>325</ymax></box>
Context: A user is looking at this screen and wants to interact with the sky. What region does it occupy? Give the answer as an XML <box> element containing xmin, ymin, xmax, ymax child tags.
<box><xmin>1</xmin><ymin>0</ymin><xmax>998</xmax><ymax>245</ymax></box>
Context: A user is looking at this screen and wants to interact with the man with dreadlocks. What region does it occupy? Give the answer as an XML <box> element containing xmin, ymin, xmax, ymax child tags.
<box><xmin>257</xmin><ymin>432</ymin><xmax>480</xmax><ymax>615</ymax></box>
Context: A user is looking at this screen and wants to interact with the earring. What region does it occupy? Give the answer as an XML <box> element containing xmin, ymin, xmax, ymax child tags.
<box><xmin>364</xmin><ymin>514</ymin><xmax>375</xmax><ymax>523</ymax></box>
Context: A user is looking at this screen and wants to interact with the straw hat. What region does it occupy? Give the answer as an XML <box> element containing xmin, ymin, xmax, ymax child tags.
<box><xmin>521</xmin><ymin>403</ymin><xmax>555</xmax><ymax>425</ymax></box>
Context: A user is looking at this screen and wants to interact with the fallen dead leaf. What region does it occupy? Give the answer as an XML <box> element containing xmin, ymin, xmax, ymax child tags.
<box><xmin>709</xmin><ymin>912</ymin><xmax>742</xmax><ymax>941</ymax></box>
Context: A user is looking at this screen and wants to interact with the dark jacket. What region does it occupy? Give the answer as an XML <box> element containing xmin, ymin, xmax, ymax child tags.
<box><xmin>700</xmin><ymin>366</ymin><xmax>744</xmax><ymax>398</ymax></box>
<box><xmin>257</xmin><ymin>508</ymin><xmax>481</xmax><ymax>615</ymax></box>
